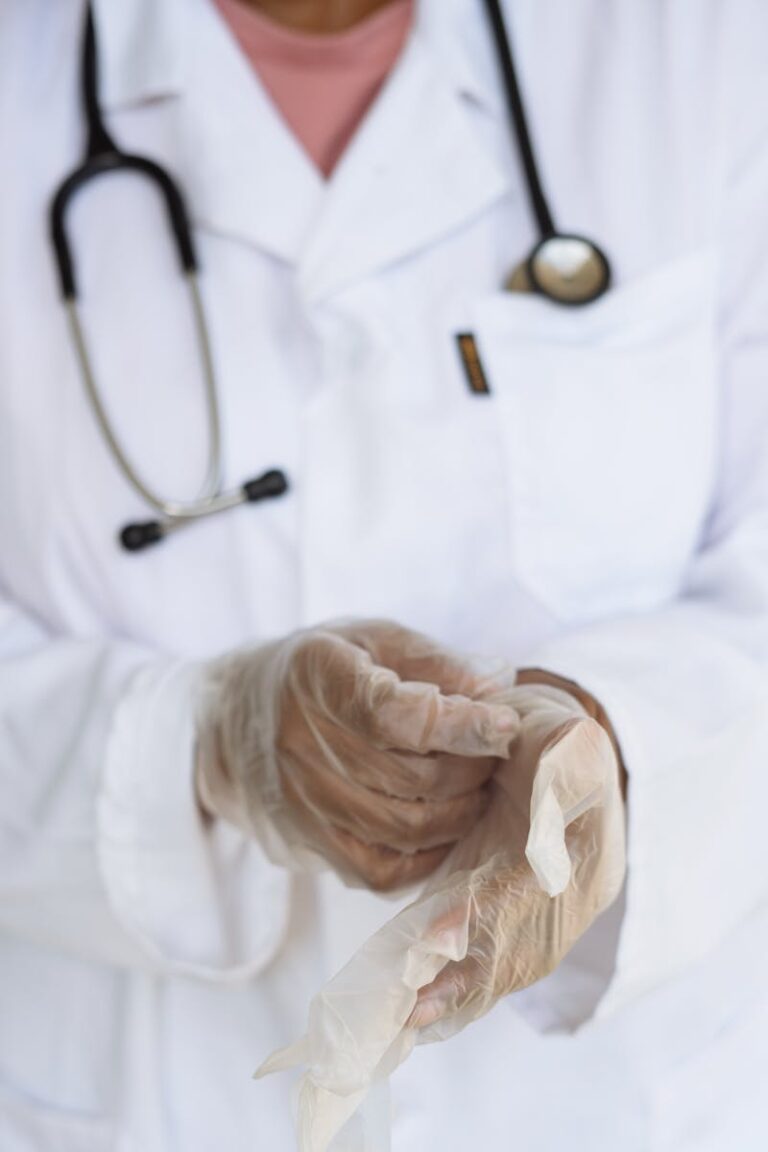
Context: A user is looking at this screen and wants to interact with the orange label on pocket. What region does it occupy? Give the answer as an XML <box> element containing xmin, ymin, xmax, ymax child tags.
<box><xmin>456</xmin><ymin>333</ymin><xmax>491</xmax><ymax>395</ymax></box>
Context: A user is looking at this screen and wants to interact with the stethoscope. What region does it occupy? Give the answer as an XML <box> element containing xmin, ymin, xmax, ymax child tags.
<box><xmin>49</xmin><ymin>0</ymin><xmax>611</xmax><ymax>552</ymax></box>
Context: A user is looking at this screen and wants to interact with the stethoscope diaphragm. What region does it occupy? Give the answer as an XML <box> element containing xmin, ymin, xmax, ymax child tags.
<box><xmin>506</xmin><ymin>234</ymin><xmax>611</xmax><ymax>305</ymax></box>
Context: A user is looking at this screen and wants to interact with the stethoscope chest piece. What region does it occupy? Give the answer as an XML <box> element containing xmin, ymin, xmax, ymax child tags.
<box><xmin>506</xmin><ymin>234</ymin><xmax>611</xmax><ymax>305</ymax></box>
<box><xmin>528</xmin><ymin>234</ymin><xmax>611</xmax><ymax>304</ymax></box>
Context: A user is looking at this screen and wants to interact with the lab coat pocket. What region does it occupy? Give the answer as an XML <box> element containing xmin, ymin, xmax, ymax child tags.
<box><xmin>471</xmin><ymin>250</ymin><xmax>718</xmax><ymax>623</ymax></box>
<box><xmin>0</xmin><ymin>1081</ymin><xmax>115</xmax><ymax>1152</ymax></box>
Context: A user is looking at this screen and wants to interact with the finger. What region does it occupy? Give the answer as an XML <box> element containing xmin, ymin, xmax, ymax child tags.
<box><xmin>302</xmin><ymin>715</ymin><xmax>500</xmax><ymax>799</ymax></box>
<box><xmin>365</xmin><ymin>749</ymin><xmax>500</xmax><ymax>800</ymax></box>
<box><xmin>281</xmin><ymin>750</ymin><xmax>492</xmax><ymax>852</ymax></box>
<box><xmin>403</xmin><ymin>692</ymin><xmax>519</xmax><ymax>758</ymax></box>
<box><xmin>407</xmin><ymin>792</ymin><xmax>626</xmax><ymax>1030</ymax></box>
<box><xmin>335</xmin><ymin>621</ymin><xmax>483</xmax><ymax>696</ymax></box>
<box><xmin>288</xmin><ymin>632</ymin><xmax>519</xmax><ymax>759</ymax></box>
<box><xmin>324</xmin><ymin>826</ymin><xmax>452</xmax><ymax>892</ymax></box>
<box><xmin>407</xmin><ymin>955</ymin><xmax>483</xmax><ymax>1029</ymax></box>
<box><xmin>411</xmin><ymin>816</ymin><xmax>623</xmax><ymax>1030</ymax></box>
<box><xmin>366</xmin><ymin>675</ymin><xmax>519</xmax><ymax>756</ymax></box>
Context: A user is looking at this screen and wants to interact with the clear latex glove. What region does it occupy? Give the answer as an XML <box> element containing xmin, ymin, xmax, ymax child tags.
<box><xmin>256</xmin><ymin>683</ymin><xmax>626</xmax><ymax>1152</ymax></box>
<box><xmin>408</xmin><ymin>683</ymin><xmax>626</xmax><ymax>1033</ymax></box>
<box><xmin>196</xmin><ymin>621</ymin><xmax>520</xmax><ymax>891</ymax></box>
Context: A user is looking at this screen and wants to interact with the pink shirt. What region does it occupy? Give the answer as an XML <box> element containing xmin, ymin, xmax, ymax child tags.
<box><xmin>213</xmin><ymin>0</ymin><xmax>415</xmax><ymax>177</ymax></box>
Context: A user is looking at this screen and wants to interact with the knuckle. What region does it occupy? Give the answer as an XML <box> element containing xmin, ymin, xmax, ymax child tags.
<box><xmin>361</xmin><ymin>853</ymin><xmax>402</xmax><ymax>892</ymax></box>
<box><xmin>396</xmin><ymin>800</ymin><xmax>443</xmax><ymax>848</ymax></box>
<box><xmin>367</xmin><ymin>870</ymin><xmax>401</xmax><ymax>894</ymax></box>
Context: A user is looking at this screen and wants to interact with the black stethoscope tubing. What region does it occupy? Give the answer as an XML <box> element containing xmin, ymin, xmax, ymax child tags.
<box><xmin>483</xmin><ymin>0</ymin><xmax>555</xmax><ymax>240</ymax></box>
<box><xmin>51</xmin><ymin>7</ymin><xmax>197</xmax><ymax>299</ymax></box>
<box><xmin>50</xmin><ymin>6</ymin><xmax>287</xmax><ymax>553</ymax></box>
<box><xmin>482</xmin><ymin>0</ymin><xmax>611</xmax><ymax>303</ymax></box>
<box><xmin>49</xmin><ymin>1</ymin><xmax>610</xmax><ymax>552</ymax></box>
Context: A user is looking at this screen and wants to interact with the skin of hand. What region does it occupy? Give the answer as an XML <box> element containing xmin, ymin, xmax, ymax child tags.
<box><xmin>242</xmin><ymin>0</ymin><xmax>397</xmax><ymax>34</ymax></box>
<box><xmin>407</xmin><ymin>683</ymin><xmax>627</xmax><ymax>1029</ymax></box>
<box><xmin>197</xmin><ymin>621</ymin><xmax>521</xmax><ymax>892</ymax></box>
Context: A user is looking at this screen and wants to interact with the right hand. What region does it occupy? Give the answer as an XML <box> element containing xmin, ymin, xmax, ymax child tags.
<box><xmin>196</xmin><ymin>621</ymin><xmax>520</xmax><ymax>891</ymax></box>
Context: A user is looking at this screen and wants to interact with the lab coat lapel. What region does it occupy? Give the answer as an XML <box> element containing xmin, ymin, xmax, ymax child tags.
<box><xmin>175</xmin><ymin>0</ymin><xmax>324</xmax><ymax>265</ymax></box>
<box><xmin>299</xmin><ymin>20</ymin><xmax>513</xmax><ymax>300</ymax></box>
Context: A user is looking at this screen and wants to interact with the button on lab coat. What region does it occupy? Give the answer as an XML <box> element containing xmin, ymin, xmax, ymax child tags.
<box><xmin>1</xmin><ymin>1</ymin><xmax>767</xmax><ymax>1149</ymax></box>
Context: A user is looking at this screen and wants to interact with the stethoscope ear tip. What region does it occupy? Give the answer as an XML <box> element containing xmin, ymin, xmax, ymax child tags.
<box><xmin>120</xmin><ymin>520</ymin><xmax>164</xmax><ymax>552</ymax></box>
<box><xmin>243</xmin><ymin>469</ymin><xmax>289</xmax><ymax>502</ymax></box>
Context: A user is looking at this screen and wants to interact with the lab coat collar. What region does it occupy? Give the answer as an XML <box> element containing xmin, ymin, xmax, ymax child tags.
<box><xmin>178</xmin><ymin>0</ymin><xmax>326</xmax><ymax>265</ymax></box>
<box><xmin>417</xmin><ymin>0</ymin><xmax>509</xmax><ymax>116</ymax></box>
<box><xmin>91</xmin><ymin>0</ymin><xmax>513</xmax><ymax>289</ymax></box>
<box><xmin>93</xmin><ymin>0</ymin><xmax>506</xmax><ymax>117</ymax></box>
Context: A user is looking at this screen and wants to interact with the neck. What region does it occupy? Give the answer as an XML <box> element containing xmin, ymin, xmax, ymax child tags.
<box><xmin>238</xmin><ymin>0</ymin><xmax>398</xmax><ymax>34</ymax></box>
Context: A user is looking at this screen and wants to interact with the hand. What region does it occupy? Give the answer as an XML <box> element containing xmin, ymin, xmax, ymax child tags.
<box><xmin>196</xmin><ymin>621</ymin><xmax>520</xmax><ymax>891</ymax></box>
<box><xmin>254</xmin><ymin>682</ymin><xmax>626</xmax><ymax>1152</ymax></box>
<box><xmin>408</xmin><ymin>683</ymin><xmax>626</xmax><ymax>1031</ymax></box>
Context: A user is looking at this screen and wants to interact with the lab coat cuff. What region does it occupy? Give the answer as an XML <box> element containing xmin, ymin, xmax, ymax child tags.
<box><xmin>98</xmin><ymin>660</ymin><xmax>290</xmax><ymax>980</ymax></box>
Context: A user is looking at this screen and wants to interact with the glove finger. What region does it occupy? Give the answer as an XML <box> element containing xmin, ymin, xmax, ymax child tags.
<box><xmin>412</xmin><ymin>805</ymin><xmax>627</xmax><ymax>1028</ymax></box>
<box><xmin>407</xmin><ymin>954</ymin><xmax>483</xmax><ymax>1030</ymax></box>
<box><xmin>565</xmin><ymin>795</ymin><xmax>627</xmax><ymax>922</ymax></box>
<box><xmin>372</xmin><ymin>749</ymin><xmax>500</xmax><ymax>799</ymax></box>
<box><xmin>407</xmin><ymin>851</ymin><xmax>555</xmax><ymax>1028</ymax></box>
<box><xmin>335</xmin><ymin>620</ymin><xmax>487</xmax><ymax>697</ymax></box>
<box><xmin>288</xmin><ymin>632</ymin><xmax>519</xmax><ymax>758</ymax></box>
<box><xmin>297</xmin><ymin>716</ymin><xmax>500</xmax><ymax>799</ymax></box>
<box><xmin>282</xmin><ymin>751</ymin><xmax>492</xmax><ymax>853</ymax></box>
<box><xmin>373</xmin><ymin>684</ymin><xmax>519</xmax><ymax>758</ymax></box>
<box><xmin>525</xmin><ymin>717</ymin><xmax>618</xmax><ymax>895</ymax></box>
<box><xmin>407</xmin><ymin>738</ymin><xmax>627</xmax><ymax>1028</ymax></box>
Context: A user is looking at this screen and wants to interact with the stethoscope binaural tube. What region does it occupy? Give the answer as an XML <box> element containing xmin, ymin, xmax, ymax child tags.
<box><xmin>482</xmin><ymin>0</ymin><xmax>611</xmax><ymax>305</ymax></box>
<box><xmin>49</xmin><ymin>5</ymin><xmax>289</xmax><ymax>551</ymax></box>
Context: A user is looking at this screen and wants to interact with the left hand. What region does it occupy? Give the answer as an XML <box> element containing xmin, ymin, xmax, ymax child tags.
<box><xmin>408</xmin><ymin>681</ymin><xmax>626</xmax><ymax>1033</ymax></box>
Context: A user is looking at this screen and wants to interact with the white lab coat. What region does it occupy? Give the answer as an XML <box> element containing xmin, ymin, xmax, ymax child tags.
<box><xmin>1</xmin><ymin>0</ymin><xmax>767</xmax><ymax>1148</ymax></box>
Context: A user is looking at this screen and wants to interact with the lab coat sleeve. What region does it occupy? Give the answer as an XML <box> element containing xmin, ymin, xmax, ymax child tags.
<box><xmin>514</xmin><ymin>35</ymin><xmax>768</xmax><ymax>1031</ymax></box>
<box><xmin>0</xmin><ymin>598</ymin><xmax>289</xmax><ymax>978</ymax></box>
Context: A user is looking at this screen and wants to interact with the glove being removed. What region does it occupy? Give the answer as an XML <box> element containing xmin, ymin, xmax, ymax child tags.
<box><xmin>257</xmin><ymin>683</ymin><xmax>627</xmax><ymax>1152</ymax></box>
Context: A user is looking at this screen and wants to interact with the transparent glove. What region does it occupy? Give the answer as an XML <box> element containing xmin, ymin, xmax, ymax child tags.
<box><xmin>196</xmin><ymin>621</ymin><xmax>520</xmax><ymax>891</ymax></box>
<box><xmin>408</xmin><ymin>682</ymin><xmax>626</xmax><ymax>1031</ymax></box>
<box><xmin>257</xmin><ymin>683</ymin><xmax>626</xmax><ymax>1152</ymax></box>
